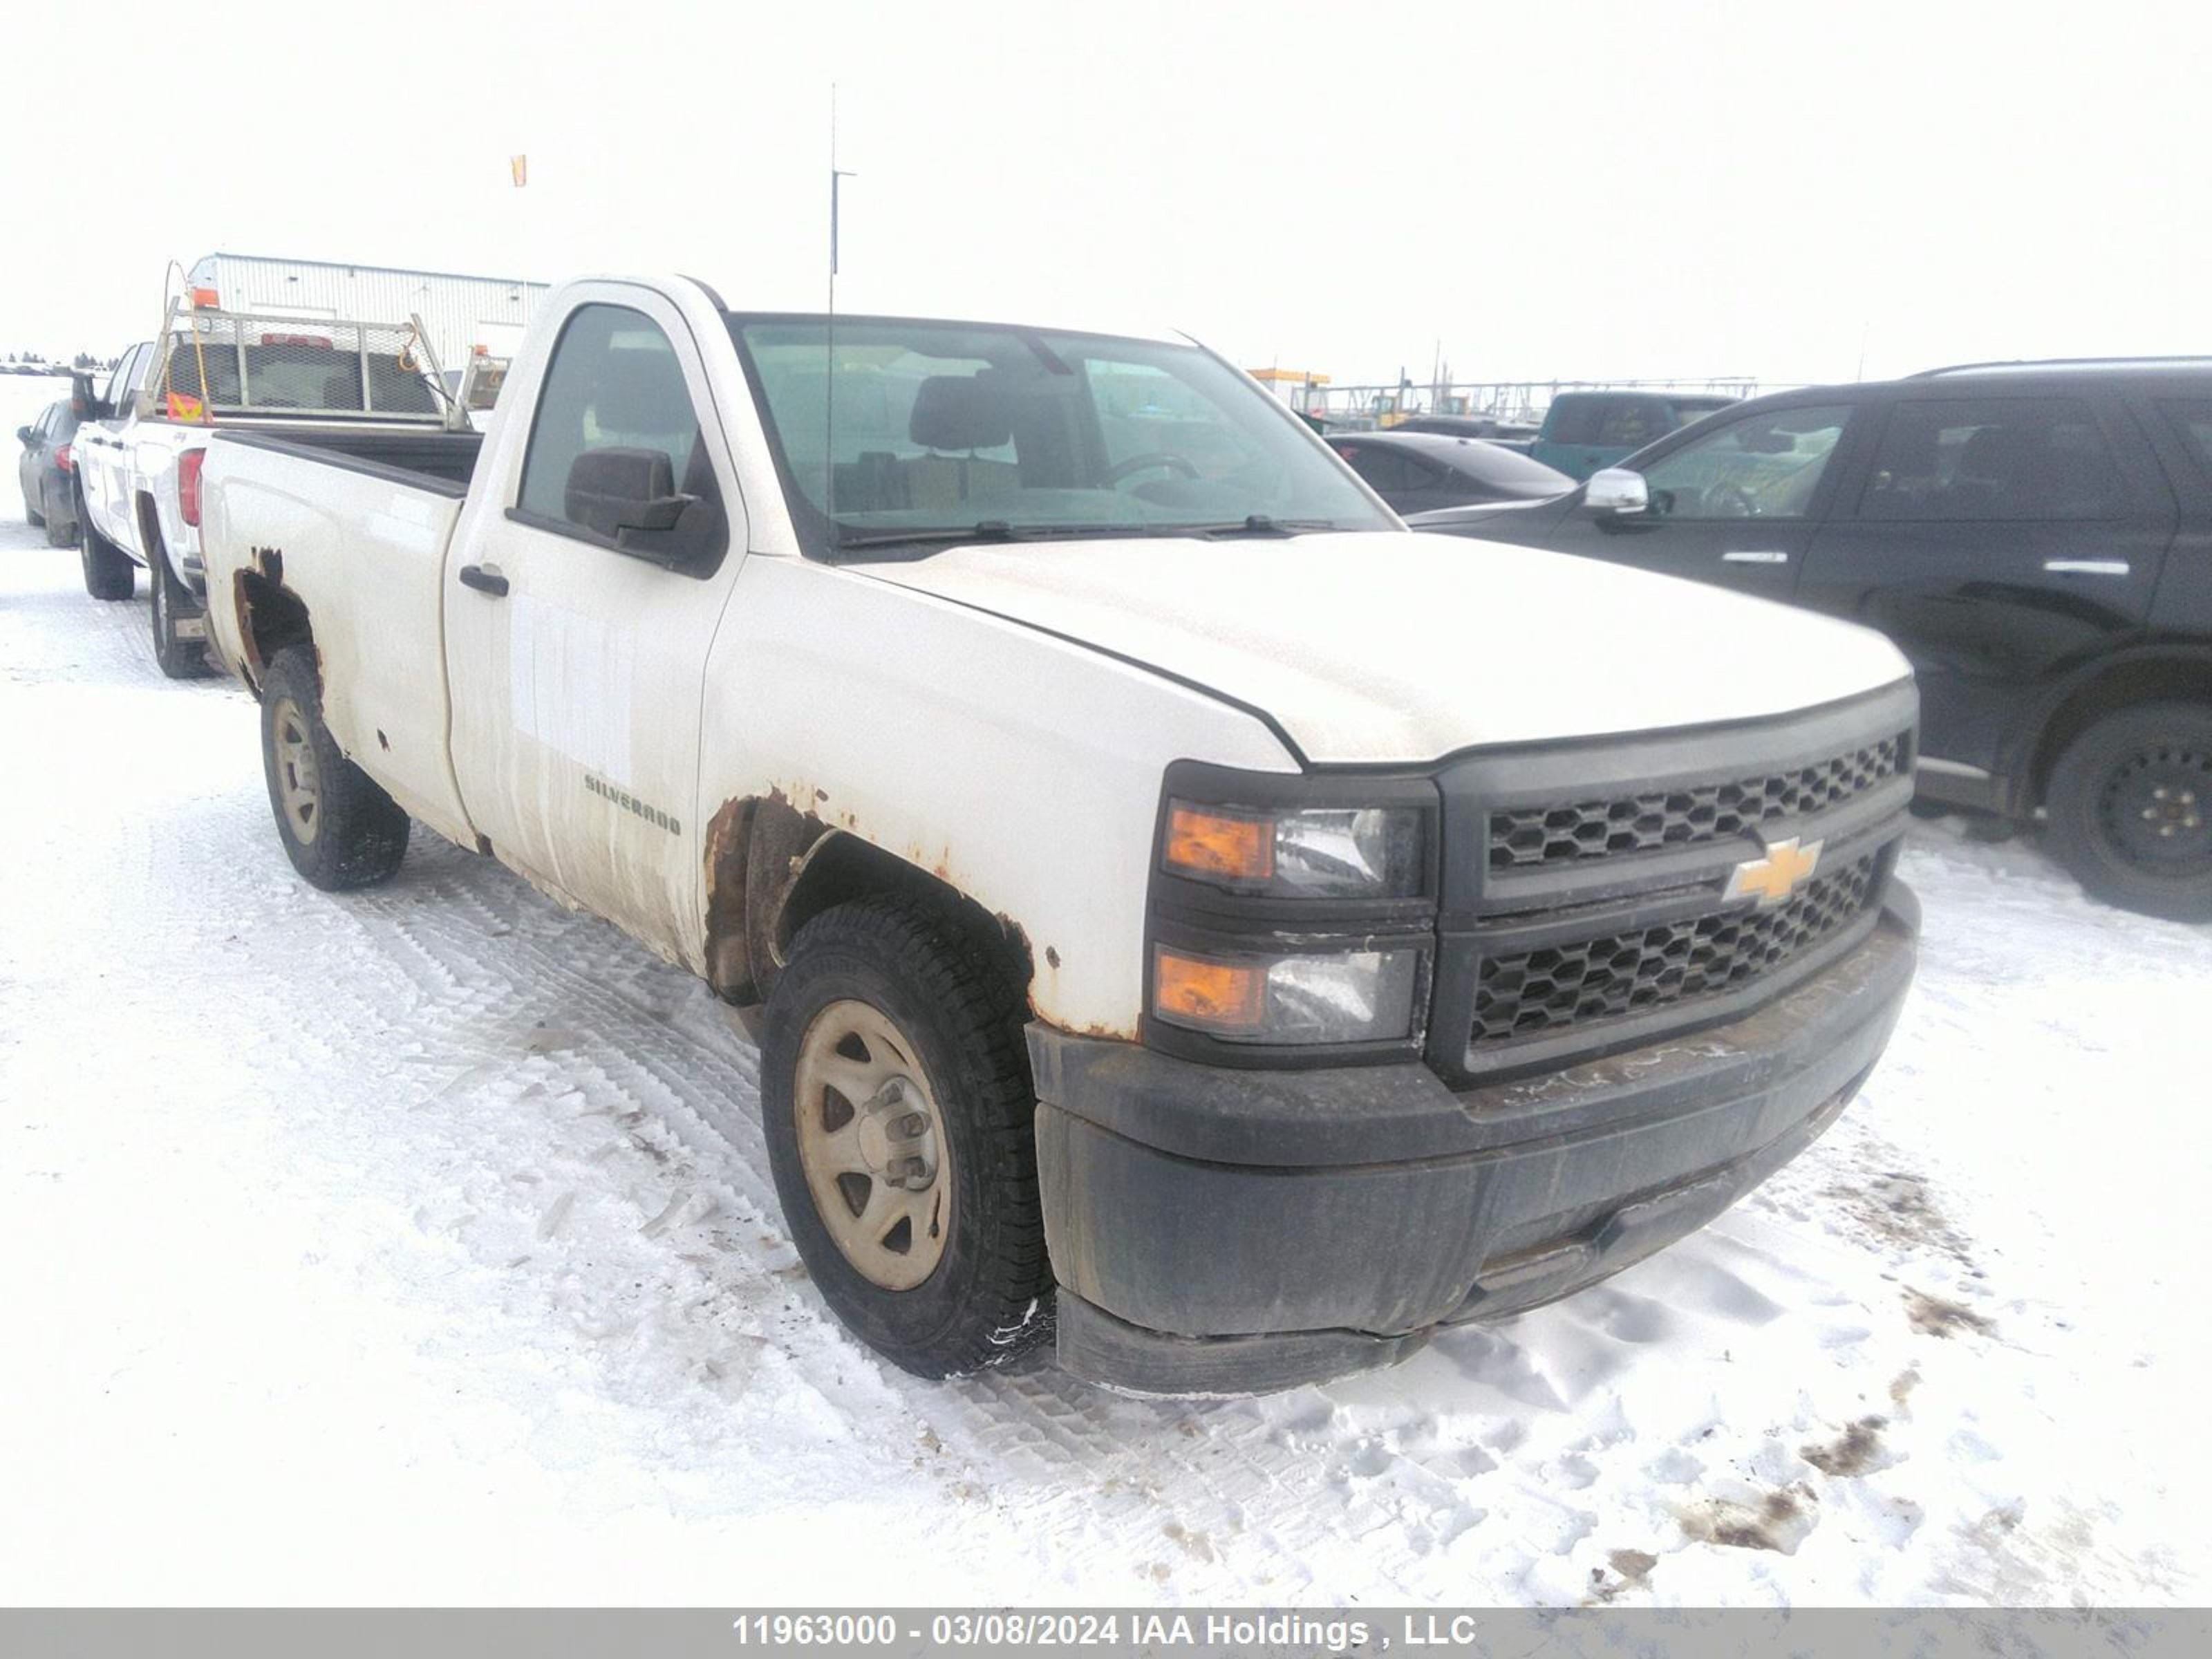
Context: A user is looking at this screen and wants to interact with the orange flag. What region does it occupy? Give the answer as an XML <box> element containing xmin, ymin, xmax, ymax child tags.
<box><xmin>166</xmin><ymin>390</ymin><xmax>206</xmax><ymax>424</ymax></box>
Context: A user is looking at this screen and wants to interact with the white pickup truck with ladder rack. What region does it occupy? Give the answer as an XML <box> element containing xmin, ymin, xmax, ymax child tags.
<box><xmin>70</xmin><ymin>297</ymin><xmax>467</xmax><ymax>677</ymax></box>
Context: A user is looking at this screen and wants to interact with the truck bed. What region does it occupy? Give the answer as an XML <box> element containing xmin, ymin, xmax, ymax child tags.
<box><xmin>200</xmin><ymin>427</ymin><xmax>480</xmax><ymax>849</ymax></box>
<box><xmin>203</xmin><ymin>426</ymin><xmax>485</xmax><ymax>495</ymax></box>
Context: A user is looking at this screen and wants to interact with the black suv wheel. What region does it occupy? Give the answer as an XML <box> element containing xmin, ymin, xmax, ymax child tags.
<box><xmin>2046</xmin><ymin>702</ymin><xmax>2212</xmax><ymax>922</ymax></box>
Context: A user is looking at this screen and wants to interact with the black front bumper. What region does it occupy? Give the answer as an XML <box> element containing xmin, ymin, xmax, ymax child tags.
<box><xmin>1028</xmin><ymin>891</ymin><xmax>1918</xmax><ymax>1396</ymax></box>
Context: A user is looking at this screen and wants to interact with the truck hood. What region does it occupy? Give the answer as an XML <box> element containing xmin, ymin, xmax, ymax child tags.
<box><xmin>846</xmin><ymin>530</ymin><xmax>1910</xmax><ymax>765</ymax></box>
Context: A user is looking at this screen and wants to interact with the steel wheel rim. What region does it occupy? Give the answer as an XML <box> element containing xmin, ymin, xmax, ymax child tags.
<box><xmin>271</xmin><ymin>696</ymin><xmax>323</xmax><ymax>845</ymax></box>
<box><xmin>794</xmin><ymin>998</ymin><xmax>951</xmax><ymax>1291</ymax></box>
<box><xmin>2099</xmin><ymin>742</ymin><xmax>2211</xmax><ymax>872</ymax></box>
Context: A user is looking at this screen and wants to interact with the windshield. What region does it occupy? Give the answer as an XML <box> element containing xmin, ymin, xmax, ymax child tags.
<box><xmin>727</xmin><ymin>315</ymin><xmax>1394</xmax><ymax>556</ymax></box>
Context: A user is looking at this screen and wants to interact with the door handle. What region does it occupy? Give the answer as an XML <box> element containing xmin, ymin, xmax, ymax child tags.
<box><xmin>458</xmin><ymin>563</ymin><xmax>509</xmax><ymax>597</ymax></box>
<box><xmin>1722</xmin><ymin>550</ymin><xmax>1790</xmax><ymax>564</ymax></box>
<box><xmin>2042</xmin><ymin>559</ymin><xmax>2130</xmax><ymax>577</ymax></box>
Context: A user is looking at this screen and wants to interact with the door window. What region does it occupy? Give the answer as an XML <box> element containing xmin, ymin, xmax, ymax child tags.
<box><xmin>1859</xmin><ymin>397</ymin><xmax>2124</xmax><ymax>521</ymax></box>
<box><xmin>103</xmin><ymin>346</ymin><xmax>148</xmax><ymax>413</ymax></box>
<box><xmin>517</xmin><ymin>303</ymin><xmax>727</xmax><ymax>567</ymax></box>
<box><xmin>1543</xmin><ymin>397</ymin><xmax>1604</xmax><ymax>445</ymax></box>
<box><xmin>1638</xmin><ymin>404</ymin><xmax>1853</xmax><ymax>520</ymax></box>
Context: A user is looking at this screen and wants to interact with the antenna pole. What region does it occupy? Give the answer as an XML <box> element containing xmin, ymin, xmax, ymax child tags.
<box><xmin>825</xmin><ymin>84</ymin><xmax>858</xmax><ymax>518</ymax></box>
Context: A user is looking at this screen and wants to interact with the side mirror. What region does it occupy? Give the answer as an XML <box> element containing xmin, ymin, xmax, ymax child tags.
<box><xmin>1586</xmin><ymin>467</ymin><xmax>1650</xmax><ymax>517</ymax></box>
<box><xmin>565</xmin><ymin>447</ymin><xmax>697</xmax><ymax>547</ymax></box>
<box><xmin>68</xmin><ymin>371</ymin><xmax>110</xmax><ymax>422</ymax></box>
<box><xmin>15</xmin><ymin>426</ymin><xmax>33</xmax><ymax>447</ymax></box>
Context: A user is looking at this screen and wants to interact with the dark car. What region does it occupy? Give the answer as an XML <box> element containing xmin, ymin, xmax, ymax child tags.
<box><xmin>1327</xmin><ymin>430</ymin><xmax>1572</xmax><ymax>514</ymax></box>
<box><xmin>1410</xmin><ymin>358</ymin><xmax>2212</xmax><ymax>920</ymax></box>
<box><xmin>15</xmin><ymin>399</ymin><xmax>79</xmax><ymax>546</ymax></box>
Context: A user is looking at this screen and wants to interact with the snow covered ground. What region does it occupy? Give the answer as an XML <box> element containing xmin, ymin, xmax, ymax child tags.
<box><xmin>1</xmin><ymin>373</ymin><xmax>2206</xmax><ymax>1607</ymax></box>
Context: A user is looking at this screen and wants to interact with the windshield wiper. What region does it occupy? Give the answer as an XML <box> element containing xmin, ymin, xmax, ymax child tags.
<box><xmin>834</xmin><ymin>520</ymin><xmax>1176</xmax><ymax>554</ymax></box>
<box><xmin>1190</xmin><ymin>515</ymin><xmax>1342</xmax><ymax>539</ymax></box>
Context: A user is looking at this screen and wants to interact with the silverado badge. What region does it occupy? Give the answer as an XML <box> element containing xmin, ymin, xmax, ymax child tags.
<box><xmin>1725</xmin><ymin>836</ymin><xmax>1824</xmax><ymax>908</ymax></box>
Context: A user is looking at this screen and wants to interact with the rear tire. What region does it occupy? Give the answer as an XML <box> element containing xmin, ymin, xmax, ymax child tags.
<box><xmin>77</xmin><ymin>489</ymin><xmax>133</xmax><ymax>600</ymax></box>
<box><xmin>149</xmin><ymin>541</ymin><xmax>212</xmax><ymax>678</ymax></box>
<box><xmin>42</xmin><ymin>483</ymin><xmax>72</xmax><ymax>547</ymax></box>
<box><xmin>2045</xmin><ymin>701</ymin><xmax>2212</xmax><ymax>922</ymax></box>
<box><xmin>259</xmin><ymin>646</ymin><xmax>409</xmax><ymax>891</ymax></box>
<box><xmin>760</xmin><ymin>895</ymin><xmax>1053</xmax><ymax>1378</ymax></box>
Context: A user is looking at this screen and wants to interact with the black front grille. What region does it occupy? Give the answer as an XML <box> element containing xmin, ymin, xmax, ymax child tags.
<box><xmin>1470</xmin><ymin>853</ymin><xmax>1879</xmax><ymax>1046</ymax></box>
<box><xmin>1488</xmin><ymin>733</ymin><xmax>1907</xmax><ymax>870</ymax></box>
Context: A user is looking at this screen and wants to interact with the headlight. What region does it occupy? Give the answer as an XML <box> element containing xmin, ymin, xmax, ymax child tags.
<box><xmin>1152</xmin><ymin>944</ymin><xmax>1421</xmax><ymax>1044</ymax></box>
<box><xmin>1163</xmin><ymin>800</ymin><xmax>1424</xmax><ymax>899</ymax></box>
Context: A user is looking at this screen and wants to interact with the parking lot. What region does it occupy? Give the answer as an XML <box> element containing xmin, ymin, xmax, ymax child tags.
<box><xmin>3</xmin><ymin>358</ymin><xmax>2204</xmax><ymax>1603</ymax></box>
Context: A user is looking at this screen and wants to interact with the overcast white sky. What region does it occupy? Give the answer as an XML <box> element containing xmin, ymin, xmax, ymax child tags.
<box><xmin>7</xmin><ymin>1</ymin><xmax>2206</xmax><ymax>391</ymax></box>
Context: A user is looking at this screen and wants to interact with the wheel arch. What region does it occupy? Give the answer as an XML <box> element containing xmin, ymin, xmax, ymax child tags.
<box><xmin>702</xmin><ymin>792</ymin><xmax>1033</xmax><ymax>1016</ymax></box>
<box><xmin>133</xmin><ymin>490</ymin><xmax>166</xmax><ymax>571</ymax></box>
<box><xmin>2018</xmin><ymin>644</ymin><xmax>2212</xmax><ymax>809</ymax></box>
<box><xmin>229</xmin><ymin>548</ymin><xmax>315</xmax><ymax>693</ymax></box>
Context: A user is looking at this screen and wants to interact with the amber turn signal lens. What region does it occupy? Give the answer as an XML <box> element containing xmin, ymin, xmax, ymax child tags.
<box><xmin>1152</xmin><ymin>947</ymin><xmax>1266</xmax><ymax>1033</ymax></box>
<box><xmin>1164</xmin><ymin>802</ymin><xmax>1274</xmax><ymax>884</ymax></box>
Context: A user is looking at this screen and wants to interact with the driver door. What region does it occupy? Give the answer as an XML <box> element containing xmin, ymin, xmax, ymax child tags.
<box><xmin>442</xmin><ymin>290</ymin><xmax>747</xmax><ymax>971</ymax></box>
<box><xmin>1553</xmin><ymin>402</ymin><xmax>1869</xmax><ymax>601</ymax></box>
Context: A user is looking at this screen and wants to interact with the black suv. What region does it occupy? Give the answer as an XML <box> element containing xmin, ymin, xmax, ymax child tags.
<box><xmin>1411</xmin><ymin>360</ymin><xmax>2212</xmax><ymax>921</ymax></box>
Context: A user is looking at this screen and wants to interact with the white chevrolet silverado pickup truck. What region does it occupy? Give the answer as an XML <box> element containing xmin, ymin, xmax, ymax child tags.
<box><xmin>197</xmin><ymin>274</ymin><xmax>1921</xmax><ymax>1394</ymax></box>
<box><xmin>71</xmin><ymin>301</ymin><xmax>462</xmax><ymax>677</ymax></box>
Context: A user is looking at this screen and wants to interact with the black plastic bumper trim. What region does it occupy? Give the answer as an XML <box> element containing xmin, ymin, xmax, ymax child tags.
<box><xmin>1031</xmin><ymin>899</ymin><xmax>1917</xmax><ymax>1394</ymax></box>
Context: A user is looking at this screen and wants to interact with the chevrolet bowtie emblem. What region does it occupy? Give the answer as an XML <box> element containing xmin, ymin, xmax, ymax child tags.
<box><xmin>1725</xmin><ymin>836</ymin><xmax>1824</xmax><ymax>907</ymax></box>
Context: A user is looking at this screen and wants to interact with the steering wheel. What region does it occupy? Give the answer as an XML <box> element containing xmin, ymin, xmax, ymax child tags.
<box><xmin>1705</xmin><ymin>482</ymin><xmax>1759</xmax><ymax>518</ymax></box>
<box><xmin>1106</xmin><ymin>451</ymin><xmax>1201</xmax><ymax>486</ymax></box>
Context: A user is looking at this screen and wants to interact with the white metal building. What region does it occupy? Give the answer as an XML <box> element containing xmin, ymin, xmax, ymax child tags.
<box><xmin>184</xmin><ymin>253</ymin><xmax>550</xmax><ymax>379</ymax></box>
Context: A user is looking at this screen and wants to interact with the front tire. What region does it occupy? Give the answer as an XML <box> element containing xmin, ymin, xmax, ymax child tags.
<box><xmin>77</xmin><ymin>489</ymin><xmax>133</xmax><ymax>600</ymax></box>
<box><xmin>24</xmin><ymin>489</ymin><xmax>43</xmax><ymax>527</ymax></box>
<box><xmin>259</xmin><ymin>646</ymin><xmax>409</xmax><ymax>890</ymax></box>
<box><xmin>760</xmin><ymin>896</ymin><xmax>1053</xmax><ymax>1378</ymax></box>
<box><xmin>149</xmin><ymin>541</ymin><xmax>212</xmax><ymax>678</ymax></box>
<box><xmin>2045</xmin><ymin>701</ymin><xmax>2212</xmax><ymax>922</ymax></box>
